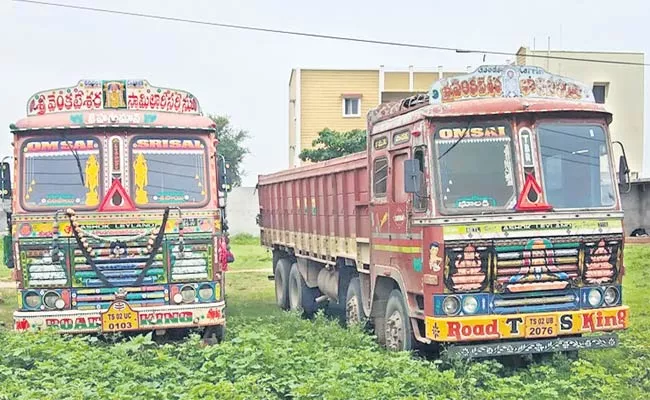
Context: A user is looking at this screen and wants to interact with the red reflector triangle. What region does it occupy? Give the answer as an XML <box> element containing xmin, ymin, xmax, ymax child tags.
<box><xmin>515</xmin><ymin>174</ymin><xmax>552</xmax><ymax>211</ymax></box>
<box><xmin>99</xmin><ymin>179</ymin><xmax>136</xmax><ymax>212</ymax></box>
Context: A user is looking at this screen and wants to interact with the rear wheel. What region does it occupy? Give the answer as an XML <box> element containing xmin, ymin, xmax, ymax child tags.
<box><xmin>384</xmin><ymin>289</ymin><xmax>413</xmax><ymax>352</ymax></box>
<box><xmin>345</xmin><ymin>276</ymin><xmax>367</xmax><ymax>327</ymax></box>
<box><xmin>288</xmin><ymin>262</ymin><xmax>319</xmax><ymax>317</ymax></box>
<box><xmin>274</xmin><ymin>258</ymin><xmax>292</xmax><ymax>310</ymax></box>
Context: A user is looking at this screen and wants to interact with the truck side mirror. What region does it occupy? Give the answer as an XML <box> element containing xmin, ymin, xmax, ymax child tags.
<box><xmin>618</xmin><ymin>155</ymin><xmax>629</xmax><ymax>185</ymax></box>
<box><xmin>612</xmin><ymin>141</ymin><xmax>631</xmax><ymax>193</ymax></box>
<box><xmin>217</xmin><ymin>156</ymin><xmax>232</xmax><ymax>193</ymax></box>
<box><xmin>0</xmin><ymin>162</ymin><xmax>11</xmax><ymax>200</ymax></box>
<box><xmin>404</xmin><ymin>159</ymin><xmax>422</xmax><ymax>194</ymax></box>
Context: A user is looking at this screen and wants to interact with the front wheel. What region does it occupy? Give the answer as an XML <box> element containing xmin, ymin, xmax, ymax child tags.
<box><xmin>202</xmin><ymin>325</ymin><xmax>225</xmax><ymax>345</ymax></box>
<box><xmin>384</xmin><ymin>289</ymin><xmax>413</xmax><ymax>352</ymax></box>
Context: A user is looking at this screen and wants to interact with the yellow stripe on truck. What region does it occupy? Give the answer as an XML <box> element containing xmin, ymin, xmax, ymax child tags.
<box><xmin>372</xmin><ymin>244</ymin><xmax>422</xmax><ymax>254</ymax></box>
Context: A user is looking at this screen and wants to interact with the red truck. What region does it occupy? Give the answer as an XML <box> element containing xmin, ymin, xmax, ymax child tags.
<box><xmin>257</xmin><ymin>65</ymin><xmax>630</xmax><ymax>358</ymax></box>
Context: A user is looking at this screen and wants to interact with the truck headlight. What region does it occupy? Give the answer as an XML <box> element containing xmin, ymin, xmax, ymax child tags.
<box><xmin>198</xmin><ymin>284</ymin><xmax>214</xmax><ymax>301</ymax></box>
<box><xmin>180</xmin><ymin>285</ymin><xmax>196</xmax><ymax>303</ymax></box>
<box><xmin>462</xmin><ymin>296</ymin><xmax>479</xmax><ymax>315</ymax></box>
<box><xmin>24</xmin><ymin>292</ymin><xmax>41</xmax><ymax>308</ymax></box>
<box><xmin>604</xmin><ymin>287</ymin><xmax>619</xmax><ymax>305</ymax></box>
<box><xmin>43</xmin><ymin>291</ymin><xmax>62</xmax><ymax>310</ymax></box>
<box><xmin>442</xmin><ymin>296</ymin><xmax>461</xmax><ymax>315</ymax></box>
<box><xmin>587</xmin><ymin>288</ymin><xmax>602</xmax><ymax>307</ymax></box>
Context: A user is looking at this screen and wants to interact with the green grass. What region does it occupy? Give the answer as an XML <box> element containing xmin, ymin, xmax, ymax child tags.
<box><xmin>0</xmin><ymin>288</ymin><xmax>17</xmax><ymax>329</ymax></box>
<box><xmin>0</xmin><ymin>243</ymin><xmax>648</xmax><ymax>399</ymax></box>
<box><xmin>0</xmin><ymin>238</ymin><xmax>10</xmax><ymax>281</ymax></box>
<box><xmin>228</xmin><ymin>234</ymin><xmax>272</xmax><ymax>271</ymax></box>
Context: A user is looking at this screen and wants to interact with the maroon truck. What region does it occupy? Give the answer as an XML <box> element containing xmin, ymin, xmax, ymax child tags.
<box><xmin>257</xmin><ymin>65</ymin><xmax>630</xmax><ymax>358</ymax></box>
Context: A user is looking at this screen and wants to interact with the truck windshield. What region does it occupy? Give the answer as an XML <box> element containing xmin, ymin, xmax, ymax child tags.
<box><xmin>434</xmin><ymin>122</ymin><xmax>516</xmax><ymax>211</ymax></box>
<box><xmin>21</xmin><ymin>138</ymin><xmax>102</xmax><ymax>209</ymax></box>
<box><xmin>131</xmin><ymin>137</ymin><xmax>208</xmax><ymax>207</ymax></box>
<box><xmin>538</xmin><ymin>123</ymin><xmax>615</xmax><ymax>208</ymax></box>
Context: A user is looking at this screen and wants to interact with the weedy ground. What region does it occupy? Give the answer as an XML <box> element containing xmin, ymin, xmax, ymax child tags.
<box><xmin>0</xmin><ymin>237</ymin><xmax>648</xmax><ymax>399</ymax></box>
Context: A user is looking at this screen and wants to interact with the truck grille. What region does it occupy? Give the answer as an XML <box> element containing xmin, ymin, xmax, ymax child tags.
<box><xmin>169</xmin><ymin>240</ymin><xmax>212</xmax><ymax>282</ymax></box>
<box><xmin>20</xmin><ymin>240</ymin><xmax>68</xmax><ymax>287</ymax></box>
<box><xmin>444</xmin><ymin>235</ymin><xmax>622</xmax><ymax>313</ymax></box>
<box><xmin>491</xmin><ymin>289</ymin><xmax>579</xmax><ymax>314</ymax></box>
<box><xmin>72</xmin><ymin>240</ymin><xmax>166</xmax><ymax>288</ymax></box>
<box><xmin>72</xmin><ymin>286</ymin><xmax>168</xmax><ymax>310</ymax></box>
<box><xmin>494</xmin><ymin>238</ymin><xmax>581</xmax><ymax>294</ymax></box>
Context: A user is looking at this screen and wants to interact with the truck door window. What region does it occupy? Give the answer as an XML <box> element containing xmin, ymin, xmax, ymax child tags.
<box><xmin>392</xmin><ymin>153</ymin><xmax>408</xmax><ymax>203</ymax></box>
<box><xmin>413</xmin><ymin>147</ymin><xmax>427</xmax><ymax>211</ymax></box>
<box><xmin>373</xmin><ymin>157</ymin><xmax>388</xmax><ymax>197</ymax></box>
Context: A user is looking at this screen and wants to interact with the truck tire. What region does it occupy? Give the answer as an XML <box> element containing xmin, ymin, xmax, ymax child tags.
<box><xmin>288</xmin><ymin>262</ymin><xmax>318</xmax><ymax>317</ymax></box>
<box><xmin>202</xmin><ymin>325</ymin><xmax>225</xmax><ymax>345</ymax></box>
<box><xmin>275</xmin><ymin>258</ymin><xmax>292</xmax><ymax>310</ymax></box>
<box><xmin>345</xmin><ymin>276</ymin><xmax>367</xmax><ymax>327</ymax></box>
<box><xmin>384</xmin><ymin>289</ymin><xmax>413</xmax><ymax>352</ymax></box>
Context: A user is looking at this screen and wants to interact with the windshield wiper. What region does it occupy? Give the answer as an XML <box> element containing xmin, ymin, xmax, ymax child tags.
<box><xmin>438</xmin><ymin>119</ymin><xmax>473</xmax><ymax>160</ymax></box>
<box><xmin>61</xmin><ymin>133</ymin><xmax>85</xmax><ymax>186</ymax></box>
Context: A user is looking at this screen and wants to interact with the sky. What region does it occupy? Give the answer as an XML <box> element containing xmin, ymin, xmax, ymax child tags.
<box><xmin>1</xmin><ymin>0</ymin><xmax>649</xmax><ymax>186</ymax></box>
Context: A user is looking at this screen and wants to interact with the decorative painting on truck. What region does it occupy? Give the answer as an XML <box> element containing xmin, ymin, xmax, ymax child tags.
<box><xmin>429</xmin><ymin>65</ymin><xmax>595</xmax><ymax>104</ymax></box>
<box><xmin>27</xmin><ymin>80</ymin><xmax>201</xmax><ymax>116</ymax></box>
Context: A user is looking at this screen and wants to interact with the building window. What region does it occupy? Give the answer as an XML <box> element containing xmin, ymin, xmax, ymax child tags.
<box><xmin>592</xmin><ymin>83</ymin><xmax>608</xmax><ymax>104</ymax></box>
<box><xmin>373</xmin><ymin>157</ymin><xmax>388</xmax><ymax>197</ymax></box>
<box><xmin>343</xmin><ymin>97</ymin><xmax>361</xmax><ymax>117</ymax></box>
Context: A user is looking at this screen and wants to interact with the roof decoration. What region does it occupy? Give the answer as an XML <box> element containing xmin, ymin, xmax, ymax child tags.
<box><xmin>428</xmin><ymin>65</ymin><xmax>595</xmax><ymax>104</ymax></box>
<box><xmin>26</xmin><ymin>80</ymin><xmax>202</xmax><ymax>117</ymax></box>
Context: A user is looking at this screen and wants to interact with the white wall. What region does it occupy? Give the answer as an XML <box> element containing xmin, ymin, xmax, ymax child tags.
<box><xmin>225</xmin><ymin>186</ymin><xmax>260</xmax><ymax>236</ymax></box>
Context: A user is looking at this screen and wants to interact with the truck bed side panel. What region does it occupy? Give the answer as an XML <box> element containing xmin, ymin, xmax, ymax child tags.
<box><xmin>258</xmin><ymin>153</ymin><xmax>368</xmax><ymax>262</ymax></box>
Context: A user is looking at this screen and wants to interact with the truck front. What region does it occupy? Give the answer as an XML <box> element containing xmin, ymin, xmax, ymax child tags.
<box><xmin>419</xmin><ymin>66</ymin><xmax>629</xmax><ymax>357</ymax></box>
<box><xmin>3</xmin><ymin>80</ymin><xmax>227</xmax><ymax>340</ymax></box>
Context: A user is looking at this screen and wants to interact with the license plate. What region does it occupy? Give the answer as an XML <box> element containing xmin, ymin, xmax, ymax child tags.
<box><xmin>101</xmin><ymin>300</ymin><xmax>140</xmax><ymax>332</ymax></box>
<box><xmin>525</xmin><ymin>315</ymin><xmax>558</xmax><ymax>338</ymax></box>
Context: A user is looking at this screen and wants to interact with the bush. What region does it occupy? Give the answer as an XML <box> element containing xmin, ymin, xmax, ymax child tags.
<box><xmin>0</xmin><ymin>311</ymin><xmax>648</xmax><ymax>400</ymax></box>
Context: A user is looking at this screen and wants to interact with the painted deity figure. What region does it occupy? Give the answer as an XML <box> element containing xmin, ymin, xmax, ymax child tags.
<box><xmin>104</xmin><ymin>82</ymin><xmax>126</xmax><ymax>109</ymax></box>
<box><xmin>133</xmin><ymin>153</ymin><xmax>149</xmax><ymax>204</ymax></box>
<box><xmin>585</xmin><ymin>239</ymin><xmax>615</xmax><ymax>284</ymax></box>
<box><xmin>84</xmin><ymin>154</ymin><xmax>100</xmax><ymax>206</ymax></box>
<box><xmin>429</xmin><ymin>242</ymin><xmax>442</xmax><ymax>272</ymax></box>
<box><xmin>450</xmin><ymin>244</ymin><xmax>485</xmax><ymax>291</ymax></box>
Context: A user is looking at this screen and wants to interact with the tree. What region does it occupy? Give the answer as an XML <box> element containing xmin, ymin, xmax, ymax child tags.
<box><xmin>209</xmin><ymin>115</ymin><xmax>250</xmax><ymax>188</ymax></box>
<box><xmin>298</xmin><ymin>128</ymin><xmax>367</xmax><ymax>162</ymax></box>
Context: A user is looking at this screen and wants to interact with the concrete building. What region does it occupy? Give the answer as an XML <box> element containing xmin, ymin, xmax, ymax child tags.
<box><xmin>516</xmin><ymin>47</ymin><xmax>645</xmax><ymax>178</ymax></box>
<box><xmin>288</xmin><ymin>67</ymin><xmax>465</xmax><ymax>167</ymax></box>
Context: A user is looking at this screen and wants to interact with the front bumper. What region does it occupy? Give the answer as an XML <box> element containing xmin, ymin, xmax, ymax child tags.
<box><xmin>13</xmin><ymin>301</ymin><xmax>226</xmax><ymax>333</ymax></box>
<box><xmin>425</xmin><ymin>305</ymin><xmax>629</xmax><ymax>342</ymax></box>
<box><xmin>445</xmin><ymin>333</ymin><xmax>620</xmax><ymax>359</ymax></box>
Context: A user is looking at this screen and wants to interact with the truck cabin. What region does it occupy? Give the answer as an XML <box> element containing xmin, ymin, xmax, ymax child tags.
<box><xmin>3</xmin><ymin>79</ymin><xmax>229</xmax><ymax>339</ymax></box>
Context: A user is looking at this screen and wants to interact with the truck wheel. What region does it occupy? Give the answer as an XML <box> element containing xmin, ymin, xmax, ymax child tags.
<box><xmin>288</xmin><ymin>262</ymin><xmax>318</xmax><ymax>317</ymax></box>
<box><xmin>202</xmin><ymin>325</ymin><xmax>225</xmax><ymax>345</ymax></box>
<box><xmin>345</xmin><ymin>276</ymin><xmax>367</xmax><ymax>327</ymax></box>
<box><xmin>275</xmin><ymin>258</ymin><xmax>292</xmax><ymax>310</ymax></box>
<box><xmin>384</xmin><ymin>289</ymin><xmax>413</xmax><ymax>352</ymax></box>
